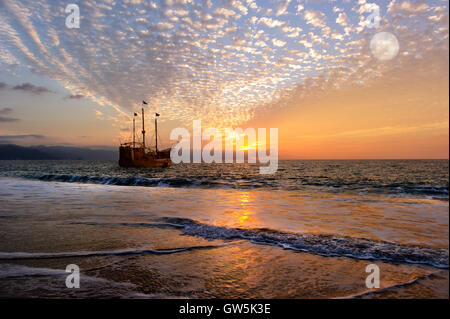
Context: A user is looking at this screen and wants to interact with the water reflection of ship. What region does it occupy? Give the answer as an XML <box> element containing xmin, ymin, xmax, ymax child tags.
<box><xmin>119</xmin><ymin>101</ymin><xmax>172</xmax><ymax>168</ymax></box>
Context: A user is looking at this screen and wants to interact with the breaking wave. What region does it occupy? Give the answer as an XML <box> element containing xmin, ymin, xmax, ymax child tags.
<box><xmin>0</xmin><ymin>244</ymin><xmax>224</xmax><ymax>260</ymax></box>
<box><xmin>72</xmin><ymin>218</ymin><xmax>449</xmax><ymax>269</ymax></box>
<box><xmin>29</xmin><ymin>174</ymin><xmax>450</xmax><ymax>199</ymax></box>
<box><xmin>171</xmin><ymin>218</ymin><xmax>449</xmax><ymax>268</ymax></box>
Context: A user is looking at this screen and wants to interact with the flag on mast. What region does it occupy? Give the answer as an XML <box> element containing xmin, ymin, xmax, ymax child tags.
<box><xmin>134</xmin><ymin>112</ymin><xmax>138</xmax><ymax>116</ymax></box>
<box><xmin>142</xmin><ymin>100</ymin><xmax>148</xmax><ymax>105</ymax></box>
<box><xmin>155</xmin><ymin>113</ymin><xmax>160</xmax><ymax>117</ymax></box>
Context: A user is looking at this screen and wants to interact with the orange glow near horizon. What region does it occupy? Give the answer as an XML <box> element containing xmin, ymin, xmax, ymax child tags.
<box><xmin>244</xmin><ymin>49</ymin><xmax>449</xmax><ymax>160</ymax></box>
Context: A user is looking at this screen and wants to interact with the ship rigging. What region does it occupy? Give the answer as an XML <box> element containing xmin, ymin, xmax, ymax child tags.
<box><xmin>119</xmin><ymin>101</ymin><xmax>171</xmax><ymax>168</ymax></box>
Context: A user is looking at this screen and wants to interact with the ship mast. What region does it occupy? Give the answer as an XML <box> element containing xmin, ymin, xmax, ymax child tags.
<box><xmin>141</xmin><ymin>107</ymin><xmax>146</xmax><ymax>149</ymax></box>
<box><xmin>132</xmin><ymin>117</ymin><xmax>135</xmax><ymax>148</ymax></box>
<box><xmin>155</xmin><ymin>115</ymin><xmax>158</xmax><ymax>152</ymax></box>
<box><xmin>132</xmin><ymin>115</ymin><xmax>136</xmax><ymax>160</ymax></box>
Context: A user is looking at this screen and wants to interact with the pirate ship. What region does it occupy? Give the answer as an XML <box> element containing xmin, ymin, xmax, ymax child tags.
<box><xmin>119</xmin><ymin>101</ymin><xmax>172</xmax><ymax>168</ymax></box>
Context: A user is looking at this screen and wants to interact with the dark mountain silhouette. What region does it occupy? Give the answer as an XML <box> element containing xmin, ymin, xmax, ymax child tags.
<box><xmin>0</xmin><ymin>144</ymin><xmax>117</xmax><ymax>160</ymax></box>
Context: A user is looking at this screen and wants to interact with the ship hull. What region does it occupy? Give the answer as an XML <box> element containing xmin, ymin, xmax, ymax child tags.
<box><xmin>119</xmin><ymin>145</ymin><xmax>172</xmax><ymax>168</ymax></box>
<box><xmin>119</xmin><ymin>158</ymin><xmax>171</xmax><ymax>168</ymax></box>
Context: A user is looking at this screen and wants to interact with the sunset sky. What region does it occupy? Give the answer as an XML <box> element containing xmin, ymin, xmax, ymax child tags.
<box><xmin>0</xmin><ymin>0</ymin><xmax>448</xmax><ymax>158</ymax></box>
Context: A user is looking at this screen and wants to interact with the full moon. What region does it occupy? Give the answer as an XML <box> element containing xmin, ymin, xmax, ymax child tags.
<box><xmin>370</xmin><ymin>32</ymin><xmax>400</xmax><ymax>61</ymax></box>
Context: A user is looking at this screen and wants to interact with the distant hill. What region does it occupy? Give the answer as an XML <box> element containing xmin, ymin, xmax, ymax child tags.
<box><xmin>0</xmin><ymin>144</ymin><xmax>118</xmax><ymax>160</ymax></box>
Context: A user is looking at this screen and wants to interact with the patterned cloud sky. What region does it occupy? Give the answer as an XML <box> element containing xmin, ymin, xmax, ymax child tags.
<box><xmin>0</xmin><ymin>0</ymin><xmax>448</xmax><ymax>133</ymax></box>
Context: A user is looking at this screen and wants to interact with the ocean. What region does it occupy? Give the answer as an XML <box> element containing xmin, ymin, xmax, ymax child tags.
<box><xmin>0</xmin><ymin>160</ymin><xmax>448</xmax><ymax>298</ymax></box>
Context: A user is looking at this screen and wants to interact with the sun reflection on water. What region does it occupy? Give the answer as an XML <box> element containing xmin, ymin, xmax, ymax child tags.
<box><xmin>216</xmin><ymin>191</ymin><xmax>261</xmax><ymax>228</ymax></box>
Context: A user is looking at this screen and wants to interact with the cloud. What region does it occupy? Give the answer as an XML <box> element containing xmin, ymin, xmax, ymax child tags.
<box><xmin>272</xmin><ymin>39</ymin><xmax>287</xmax><ymax>47</ymax></box>
<box><xmin>0</xmin><ymin>134</ymin><xmax>44</xmax><ymax>139</ymax></box>
<box><xmin>0</xmin><ymin>116</ymin><xmax>20</xmax><ymax>122</ymax></box>
<box><xmin>13</xmin><ymin>83</ymin><xmax>52</xmax><ymax>95</ymax></box>
<box><xmin>0</xmin><ymin>107</ymin><xmax>13</xmax><ymax>115</ymax></box>
<box><xmin>276</xmin><ymin>0</ymin><xmax>291</xmax><ymax>16</ymax></box>
<box><xmin>282</xmin><ymin>26</ymin><xmax>302</xmax><ymax>38</ymax></box>
<box><xmin>0</xmin><ymin>0</ymin><xmax>447</xmax><ymax>133</ymax></box>
<box><xmin>388</xmin><ymin>0</ymin><xmax>429</xmax><ymax>14</ymax></box>
<box><xmin>65</xmin><ymin>94</ymin><xmax>85</xmax><ymax>100</ymax></box>
<box><xmin>0</xmin><ymin>107</ymin><xmax>20</xmax><ymax>122</ymax></box>
<box><xmin>213</xmin><ymin>7</ymin><xmax>236</xmax><ymax>18</ymax></box>
<box><xmin>296</xmin><ymin>121</ymin><xmax>450</xmax><ymax>139</ymax></box>
<box><xmin>230</xmin><ymin>0</ymin><xmax>248</xmax><ymax>15</ymax></box>
<box><xmin>303</xmin><ymin>9</ymin><xmax>326</xmax><ymax>28</ymax></box>
<box><xmin>336</xmin><ymin>12</ymin><xmax>348</xmax><ymax>27</ymax></box>
<box><xmin>258</xmin><ymin>17</ymin><xmax>286</xmax><ymax>28</ymax></box>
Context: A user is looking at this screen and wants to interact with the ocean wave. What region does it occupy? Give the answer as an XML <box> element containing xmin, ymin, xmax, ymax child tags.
<box><xmin>169</xmin><ymin>218</ymin><xmax>449</xmax><ymax>268</ymax></box>
<box><xmin>0</xmin><ymin>263</ymin><xmax>127</xmax><ymax>284</ymax></box>
<box><xmin>0</xmin><ymin>264</ymin><xmax>155</xmax><ymax>298</ymax></box>
<box><xmin>74</xmin><ymin>217</ymin><xmax>448</xmax><ymax>269</ymax></box>
<box><xmin>0</xmin><ymin>263</ymin><xmax>67</xmax><ymax>279</ymax></box>
<box><xmin>337</xmin><ymin>271</ymin><xmax>439</xmax><ymax>299</ymax></box>
<box><xmin>1</xmin><ymin>220</ymin><xmax>448</xmax><ymax>269</ymax></box>
<box><xmin>29</xmin><ymin>174</ymin><xmax>450</xmax><ymax>198</ymax></box>
<box><xmin>0</xmin><ymin>244</ymin><xmax>224</xmax><ymax>260</ymax></box>
<box><xmin>36</xmin><ymin>174</ymin><xmax>214</xmax><ymax>188</ymax></box>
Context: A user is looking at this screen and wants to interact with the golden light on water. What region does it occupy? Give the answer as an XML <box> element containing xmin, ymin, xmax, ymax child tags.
<box><xmin>234</xmin><ymin>192</ymin><xmax>252</xmax><ymax>226</ymax></box>
<box><xmin>216</xmin><ymin>191</ymin><xmax>259</xmax><ymax>228</ymax></box>
<box><xmin>239</xmin><ymin>192</ymin><xmax>250</xmax><ymax>204</ymax></box>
